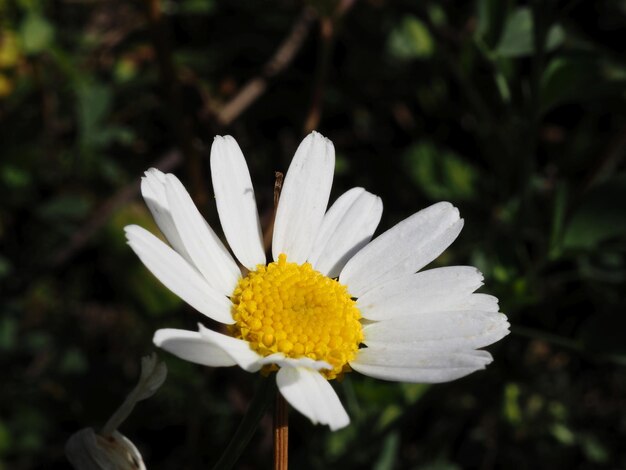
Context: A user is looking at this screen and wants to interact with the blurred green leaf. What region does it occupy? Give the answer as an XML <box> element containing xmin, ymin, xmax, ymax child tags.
<box><xmin>548</xmin><ymin>401</ymin><xmax>567</xmax><ymax>421</ymax></box>
<box><xmin>37</xmin><ymin>195</ymin><xmax>92</xmax><ymax>221</ymax></box>
<box><xmin>496</xmin><ymin>8</ymin><xmax>564</xmax><ymax>57</ymax></box>
<box><xmin>581</xmin><ymin>435</ymin><xmax>610</xmax><ymax>463</ymax></box>
<box><xmin>551</xmin><ymin>423</ymin><xmax>575</xmax><ymax>446</ymax></box>
<box><xmin>418</xmin><ymin>462</ymin><xmax>462</xmax><ymax>470</ymax></box>
<box><xmin>541</xmin><ymin>57</ymin><xmax>598</xmax><ymax>112</ymax></box>
<box><xmin>403</xmin><ymin>142</ymin><xmax>478</xmax><ymax>201</ymax></box>
<box><xmin>178</xmin><ymin>0</ymin><xmax>216</xmax><ymax>14</ymax></box>
<box><xmin>388</xmin><ymin>15</ymin><xmax>434</xmax><ymax>60</ymax></box>
<box><xmin>326</xmin><ymin>426</ymin><xmax>356</xmax><ymax>459</ymax></box>
<box><xmin>0</xmin><ymin>420</ymin><xmax>11</xmax><ymax>455</ymax></box>
<box><xmin>128</xmin><ymin>265</ymin><xmax>183</xmax><ymax>316</ymax></box>
<box><xmin>0</xmin><ymin>317</ymin><xmax>17</xmax><ymax>351</ymax></box>
<box><xmin>373</xmin><ymin>432</ymin><xmax>399</xmax><ymax>470</ymax></box>
<box><xmin>0</xmin><ymin>165</ymin><xmax>31</xmax><ymax>189</ymax></box>
<box><xmin>0</xmin><ymin>256</ymin><xmax>12</xmax><ymax>279</ymax></box>
<box><xmin>20</xmin><ymin>13</ymin><xmax>54</xmax><ymax>55</ymax></box>
<box><xmin>563</xmin><ymin>175</ymin><xmax>626</xmax><ymax>249</ymax></box>
<box><xmin>503</xmin><ymin>383</ymin><xmax>522</xmax><ymax>425</ymax></box>
<box><xmin>59</xmin><ymin>347</ymin><xmax>88</xmax><ymax>374</ymax></box>
<box><xmin>541</xmin><ymin>56</ymin><xmax>626</xmax><ymax>112</ymax></box>
<box><xmin>14</xmin><ymin>408</ymin><xmax>48</xmax><ymax>453</ymax></box>
<box><xmin>475</xmin><ymin>0</ymin><xmax>511</xmax><ymax>48</ymax></box>
<box><xmin>401</xmin><ymin>383</ymin><xmax>429</xmax><ymax>404</ymax></box>
<box><xmin>25</xmin><ymin>331</ymin><xmax>51</xmax><ymax>352</ymax></box>
<box><xmin>76</xmin><ymin>81</ymin><xmax>126</xmax><ymax>151</ymax></box>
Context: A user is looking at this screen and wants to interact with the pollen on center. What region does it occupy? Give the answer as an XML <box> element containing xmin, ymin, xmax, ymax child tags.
<box><xmin>230</xmin><ymin>253</ymin><xmax>363</xmax><ymax>380</ymax></box>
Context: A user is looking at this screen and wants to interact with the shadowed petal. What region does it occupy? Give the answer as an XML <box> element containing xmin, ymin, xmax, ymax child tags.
<box><xmin>272</xmin><ymin>131</ymin><xmax>335</xmax><ymax>264</ymax></box>
<box><xmin>309</xmin><ymin>187</ymin><xmax>383</xmax><ymax>278</ymax></box>
<box><xmin>276</xmin><ymin>366</ymin><xmax>349</xmax><ymax>431</ymax></box>
<box><xmin>125</xmin><ymin>225</ymin><xmax>234</xmax><ymax>324</ymax></box>
<box><xmin>211</xmin><ymin>136</ymin><xmax>266</xmax><ymax>270</ymax></box>
<box><xmin>165</xmin><ymin>174</ymin><xmax>241</xmax><ymax>295</ymax></box>
<box><xmin>340</xmin><ymin>202</ymin><xmax>463</xmax><ymax>296</ymax></box>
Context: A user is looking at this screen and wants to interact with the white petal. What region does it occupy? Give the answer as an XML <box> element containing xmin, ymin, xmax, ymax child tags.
<box><xmin>210</xmin><ymin>136</ymin><xmax>266</xmax><ymax>270</ymax></box>
<box><xmin>339</xmin><ymin>202</ymin><xmax>463</xmax><ymax>296</ymax></box>
<box><xmin>276</xmin><ymin>367</ymin><xmax>349</xmax><ymax>431</ymax></box>
<box><xmin>309</xmin><ymin>188</ymin><xmax>383</xmax><ymax>278</ymax></box>
<box><xmin>258</xmin><ymin>353</ymin><xmax>332</xmax><ymax>371</ymax></box>
<box><xmin>153</xmin><ymin>328</ymin><xmax>238</xmax><ymax>367</ymax></box>
<box><xmin>357</xmin><ymin>266</ymin><xmax>484</xmax><ymax>320</ymax></box>
<box><xmin>363</xmin><ymin>310</ymin><xmax>510</xmax><ymax>350</ymax></box>
<box><xmin>198</xmin><ymin>324</ymin><xmax>262</xmax><ymax>372</ymax></box>
<box><xmin>448</xmin><ymin>293</ymin><xmax>500</xmax><ymax>312</ymax></box>
<box><xmin>272</xmin><ymin>132</ymin><xmax>335</xmax><ymax>264</ymax></box>
<box><xmin>351</xmin><ymin>348</ymin><xmax>493</xmax><ymax>383</ymax></box>
<box><xmin>154</xmin><ymin>326</ymin><xmax>262</xmax><ymax>372</ymax></box>
<box><xmin>125</xmin><ymin>225</ymin><xmax>234</xmax><ymax>324</ymax></box>
<box><xmin>164</xmin><ymin>174</ymin><xmax>241</xmax><ymax>295</ymax></box>
<box><xmin>141</xmin><ymin>168</ymin><xmax>192</xmax><ymax>263</ymax></box>
<box><xmin>354</xmin><ymin>346</ymin><xmax>492</xmax><ymax>368</ymax></box>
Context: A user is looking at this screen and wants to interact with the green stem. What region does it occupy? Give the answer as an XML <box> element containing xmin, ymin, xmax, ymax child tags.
<box><xmin>212</xmin><ymin>377</ymin><xmax>275</xmax><ymax>470</ymax></box>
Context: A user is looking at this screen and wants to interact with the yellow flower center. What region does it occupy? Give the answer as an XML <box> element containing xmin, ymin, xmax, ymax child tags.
<box><xmin>230</xmin><ymin>254</ymin><xmax>363</xmax><ymax>379</ymax></box>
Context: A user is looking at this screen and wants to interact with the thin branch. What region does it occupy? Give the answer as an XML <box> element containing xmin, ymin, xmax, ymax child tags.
<box><xmin>303</xmin><ymin>1</ymin><xmax>356</xmax><ymax>133</ymax></box>
<box><xmin>48</xmin><ymin>150</ymin><xmax>182</xmax><ymax>268</ymax></box>
<box><xmin>217</xmin><ymin>7</ymin><xmax>317</xmax><ymax>127</ymax></box>
<box><xmin>144</xmin><ymin>0</ymin><xmax>208</xmax><ymax>207</ymax></box>
<box><xmin>303</xmin><ymin>16</ymin><xmax>334</xmax><ymax>134</ymax></box>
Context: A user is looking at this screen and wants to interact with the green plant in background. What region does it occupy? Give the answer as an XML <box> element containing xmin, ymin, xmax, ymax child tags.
<box><xmin>2</xmin><ymin>0</ymin><xmax>626</xmax><ymax>468</ymax></box>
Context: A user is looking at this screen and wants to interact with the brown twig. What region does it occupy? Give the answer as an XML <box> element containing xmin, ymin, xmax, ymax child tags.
<box><xmin>263</xmin><ymin>171</ymin><xmax>284</xmax><ymax>255</ymax></box>
<box><xmin>303</xmin><ymin>16</ymin><xmax>334</xmax><ymax>134</ymax></box>
<box><xmin>48</xmin><ymin>150</ymin><xmax>182</xmax><ymax>268</ymax></box>
<box><xmin>144</xmin><ymin>0</ymin><xmax>208</xmax><ymax>208</ymax></box>
<box><xmin>217</xmin><ymin>7</ymin><xmax>317</xmax><ymax>127</ymax></box>
<box><xmin>273</xmin><ymin>392</ymin><xmax>289</xmax><ymax>470</ymax></box>
<box><xmin>303</xmin><ymin>1</ymin><xmax>356</xmax><ymax>134</ymax></box>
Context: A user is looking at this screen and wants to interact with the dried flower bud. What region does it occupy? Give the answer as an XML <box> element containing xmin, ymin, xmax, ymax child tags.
<box><xmin>66</xmin><ymin>428</ymin><xmax>146</xmax><ymax>470</ymax></box>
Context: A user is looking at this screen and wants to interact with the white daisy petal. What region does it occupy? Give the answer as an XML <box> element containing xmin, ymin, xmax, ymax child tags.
<box><xmin>363</xmin><ymin>310</ymin><xmax>510</xmax><ymax>350</ymax></box>
<box><xmin>141</xmin><ymin>168</ymin><xmax>192</xmax><ymax>263</ymax></box>
<box><xmin>153</xmin><ymin>328</ymin><xmax>238</xmax><ymax>367</ymax></box>
<box><xmin>272</xmin><ymin>131</ymin><xmax>335</xmax><ymax>264</ymax></box>
<box><xmin>164</xmin><ymin>174</ymin><xmax>241</xmax><ymax>295</ymax></box>
<box><xmin>197</xmin><ymin>324</ymin><xmax>262</xmax><ymax>372</ymax></box>
<box><xmin>154</xmin><ymin>326</ymin><xmax>262</xmax><ymax>372</ymax></box>
<box><xmin>211</xmin><ymin>136</ymin><xmax>266</xmax><ymax>270</ymax></box>
<box><xmin>276</xmin><ymin>366</ymin><xmax>350</xmax><ymax>431</ymax></box>
<box><xmin>448</xmin><ymin>293</ymin><xmax>500</xmax><ymax>312</ymax></box>
<box><xmin>124</xmin><ymin>225</ymin><xmax>234</xmax><ymax>324</ymax></box>
<box><xmin>258</xmin><ymin>353</ymin><xmax>332</xmax><ymax>371</ymax></box>
<box><xmin>309</xmin><ymin>188</ymin><xmax>383</xmax><ymax>278</ymax></box>
<box><xmin>357</xmin><ymin>266</ymin><xmax>484</xmax><ymax>321</ymax></box>
<box><xmin>339</xmin><ymin>202</ymin><xmax>464</xmax><ymax>296</ymax></box>
<box><xmin>353</xmin><ymin>347</ymin><xmax>493</xmax><ymax>368</ymax></box>
<box><xmin>351</xmin><ymin>348</ymin><xmax>492</xmax><ymax>383</ymax></box>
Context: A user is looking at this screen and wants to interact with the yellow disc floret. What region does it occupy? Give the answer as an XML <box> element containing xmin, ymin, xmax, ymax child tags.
<box><xmin>230</xmin><ymin>254</ymin><xmax>363</xmax><ymax>379</ymax></box>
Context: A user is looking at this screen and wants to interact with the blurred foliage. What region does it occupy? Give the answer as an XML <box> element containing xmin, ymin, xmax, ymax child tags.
<box><xmin>2</xmin><ymin>0</ymin><xmax>626</xmax><ymax>468</ymax></box>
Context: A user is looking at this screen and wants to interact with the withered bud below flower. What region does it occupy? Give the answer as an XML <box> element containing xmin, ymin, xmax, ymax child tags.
<box><xmin>65</xmin><ymin>428</ymin><xmax>146</xmax><ymax>470</ymax></box>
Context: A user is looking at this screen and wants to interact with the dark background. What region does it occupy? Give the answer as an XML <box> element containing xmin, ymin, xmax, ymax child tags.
<box><xmin>2</xmin><ymin>0</ymin><xmax>626</xmax><ymax>468</ymax></box>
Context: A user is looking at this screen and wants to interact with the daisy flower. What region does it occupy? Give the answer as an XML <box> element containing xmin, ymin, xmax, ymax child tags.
<box><xmin>124</xmin><ymin>131</ymin><xmax>509</xmax><ymax>431</ymax></box>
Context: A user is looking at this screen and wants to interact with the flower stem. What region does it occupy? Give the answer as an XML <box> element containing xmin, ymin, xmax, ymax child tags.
<box><xmin>274</xmin><ymin>391</ymin><xmax>289</xmax><ymax>470</ymax></box>
<box><xmin>212</xmin><ymin>377</ymin><xmax>274</xmax><ymax>470</ymax></box>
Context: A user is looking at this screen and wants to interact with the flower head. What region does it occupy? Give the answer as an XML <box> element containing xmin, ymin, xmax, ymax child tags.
<box><xmin>125</xmin><ymin>132</ymin><xmax>509</xmax><ymax>431</ymax></box>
